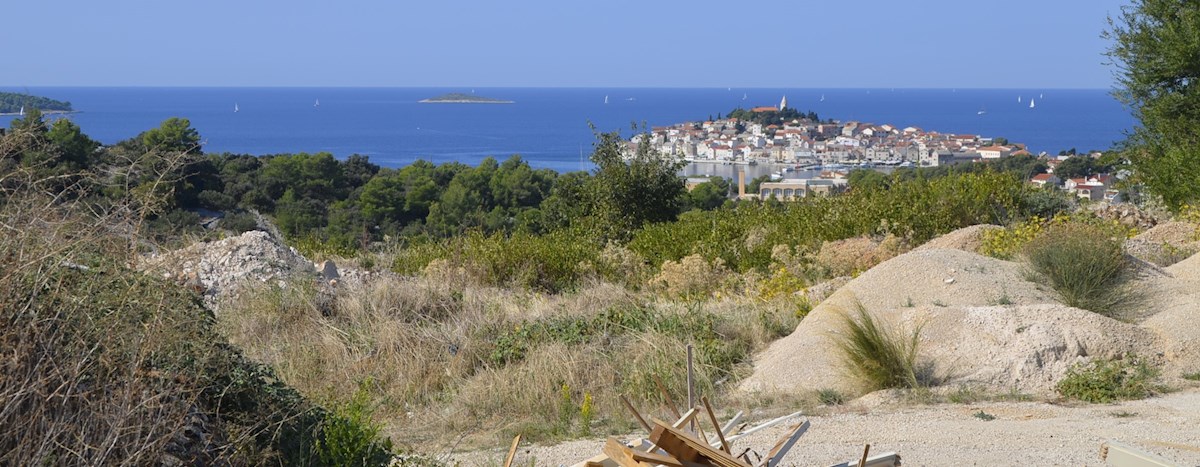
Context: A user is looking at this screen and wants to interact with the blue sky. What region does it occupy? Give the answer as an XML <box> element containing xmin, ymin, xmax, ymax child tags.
<box><xmin>2</xmin><ymin>0</ymin><xmax>1130</xmax><ymax>88</ymax></box>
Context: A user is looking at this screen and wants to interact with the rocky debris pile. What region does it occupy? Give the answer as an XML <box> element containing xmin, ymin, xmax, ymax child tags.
<box><xmin>1094</xmin><ymin>203</ymin><xmax>1161</xmax><ymax>230</ymax></box>
<box><xmin>142</xmin><ymin>230</ymin><xmax>375</xmax><ymax>310</ymax></box>
<box><xmin>740</xmin><ymin>238</ymin><xmax>1200</xmax><ymax>398</ymax></box>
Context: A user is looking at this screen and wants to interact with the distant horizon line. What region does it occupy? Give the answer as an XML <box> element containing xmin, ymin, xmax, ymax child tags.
<box><xmin>0</xmin><ymin>85</ymin><xmax>1113</xmax><ymax>91</ymax></box>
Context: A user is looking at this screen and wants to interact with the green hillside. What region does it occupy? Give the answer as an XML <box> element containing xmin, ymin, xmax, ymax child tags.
<box><xmin>0</xmin><ymin>92</ymin><xmax>73</xmax><ymax>113</ymax></box>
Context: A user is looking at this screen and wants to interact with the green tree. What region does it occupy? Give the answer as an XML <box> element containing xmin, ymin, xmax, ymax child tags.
<box><xmin>685</xmin><ymin>177</ymin><xmax>730</xmax><ymax>211</ymax></box>
<box><xmin>45</xmin><ymin>118</ymin><xmax>99</xmax><ymax>169</ymax></box>
<box><xmin>141</xmin><ymin>117</ymin><xmax>202</xmax><ymax>154</ymax></box>
<box><xmin>539</xmin><ymin>171</ymin><xmax>590</xmax><ymax>231</ymax></box>
<box><xmin>1053</xmin><ymin>155</ymin><xmax>1100</xmax><ymax>180</ymax></box>
<box><xmin>848</xmin><ymin>169</ymin><xmax>888</xmax><ymax>189</ymax></box>
<box><xmin>1105</xmin><ymin>0</ymin><xmax>1200</xmax><ymax>208</ymax></box>
<box><xmin>746</xmin><ymin>174</ymin><xmax>771</xmax><ymax>195</ymax></box>
<box><xmin>7</xmin><ymin>107</ymin><xmax>49</xmax><ymax>135</ymax></box>
<box><xmin>584</xmin><ymin>129</ymin><xmax>686</xmax><ymax>242</ymax></box>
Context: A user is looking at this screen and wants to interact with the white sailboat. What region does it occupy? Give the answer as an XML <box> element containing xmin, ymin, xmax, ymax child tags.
<box><xmin>1029</xmin><ymin>98</ymin><xmax>1036</xmax><ymax>109</ymax></box>
<box><xmin>820</xmin><ymin>94</ymin><xmax>825</xmax><ymax>102</ymax></box>
<box><xmin>18</xmin><ymin>106</ymin><xmax>23</xmax><ymax>116</ymax></box>
<box><xmin>314</xmin><ymin>99</ymin><xmax>320</xmax><ymax>108</ymax></box>
<box><xmin>1017</xmin><ymin>96</ymin><xmax>1022</xmax><ymax>103</ymax></box>
<box><xmin>604</xmin><ymin>95</ymin><xmax>608</xmax><ymax>104</ymax></box>
<box><xmin>234</xmin><ymin>103</ymin><xmax>239</xmax><ymax>113</ymax></box>
<box><xmin>742</xmin><ymin>93</ymin><xmax>747</xmax><ymax>100</ymax></box>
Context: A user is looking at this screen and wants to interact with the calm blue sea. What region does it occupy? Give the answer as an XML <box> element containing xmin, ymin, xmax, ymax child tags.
<box><xmin>0</xmin><ymin>87</ymin><xmax>1136</xmax><ymax>173</ymax></box>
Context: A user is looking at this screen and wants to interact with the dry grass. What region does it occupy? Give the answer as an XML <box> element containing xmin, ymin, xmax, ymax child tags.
<box><xmin>0</xmin><ymin>172</ymin><xmax>249</xmax><ymax>464</ymax></box>
<box><xmin>649</xmin><ymin>254</ymin><xmax>733</xmax><ymax>299</ymax></box>
<box><xmin>217</xmin><ymin>269</ymin><xmax>800</xmax><ymax>449</ymax></box>
<box><xmin>0</xmin><ymin>158</ymin><xmax>345</xmax><ymax>464</ymax></box>
<box><xmin>812</xmin><ymin>234</ymin><xmax>908</xmax><ymax>278</ymax></box>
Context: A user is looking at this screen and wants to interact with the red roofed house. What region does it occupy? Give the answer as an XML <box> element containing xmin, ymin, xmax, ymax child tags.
<box><xmin>977</xmin><ymin>145</ymin><xmax>1012</xmax><ymax>159</ymax></box>
<box><xmin>1030</xmin><ymin>173</ymin><xmax>1061</xmax><ymax>188</ymax></box>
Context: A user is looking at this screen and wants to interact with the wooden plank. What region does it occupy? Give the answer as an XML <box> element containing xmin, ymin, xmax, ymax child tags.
<box><xmin>721</xmin><ymin>411</ymin><xmax>745</xmax><ymax>437</ymax></box>
<box><xmin>620</xmin><ymin>394</ymin><xmax>652</xmax><ymax>432</ymax></box>
<box><xmin>702</xmin><ymin>396</ymin><xmax>731</xmax><ymax>454</ymax></box>
<box><xmin>672</xmin><ymin>408</ymin><xmax>700</xmax><ymax>430</ymax></box>
<box><xmin>630</xmin><ymin>449</ymin><xmax>687</xmax><ymax>467</ymax></box>
<box><xmin>503</xmin><ymin>434</ymin><xmax>521</xmax><ymax>467</ymax></box>
<box><xmin>726</xmin><ymin>411</ymin><xmax>803</xmax><ymax>443</ymax></box>
<box><xmin>1101</xmin><ymin>440</ymin><xmax>1181</xmax><ymax>467</ymax></box>
<box><xmin>857</xmin><ymin>444</ymin><xmax>871</xmax><ymax>467</ymax></box>
<box><xmin>602</xmin><ymin>437</ymin><xmax>649</xmax><ymax>467</ymax></box>
<box><xmin>651</xmin><ymin>421</ymin><xmax>701</xmax><ymax>463</ymax></box>
<box><xmin>651</xmin><ymin>418</ymin><xmax>752</xmax><ymax>467</ymax></box>
<box><xmin>761</xmin><ymin>421</ymin><xmax>810</xmax><ymax>467</ymax></box>
<box><xmin>570</xmin><ymin>453</ymin><xmax>618</xmax><ymax>467</ymax></box>
<box><xmin>654</xmin><ymin>374</ymin><xmax>683</xmax><ymax>420</ymax></box>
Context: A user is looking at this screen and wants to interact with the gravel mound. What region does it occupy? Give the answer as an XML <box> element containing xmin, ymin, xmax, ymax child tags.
<box><xmin>1138</xmin><ymin>250</ymin><xmax>1200</xmax><ymax>376</ymax></box>
<box><xmin>913</xmin><ymin>224</ymin><xmax>1002</xmax><ymax>253</ymax></box>
<box><xmin>1166</xmin><ymin>249</ymin><xmax>1200</xmax><ymax>283</ymax></box>
<box><xmin>740</xmin><ymin>247</ymin><xmax>1162</xmax><ymax>396</ymax></box>
<box><xmin>1125</xmin><ymin>221</ymin><xmax>1200</xmax><ymax>266</ymax></box>
<box><xmin>1135</xmin><ymin>221</ymin><xmax>1200</xmax><ymax>245</ymax></box>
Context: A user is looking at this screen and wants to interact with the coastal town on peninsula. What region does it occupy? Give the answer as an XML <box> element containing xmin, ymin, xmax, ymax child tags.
<box><xmin>633</xmin><ymin>96</ymin><xmax>1115</xmax><ymax>201</ymax></box>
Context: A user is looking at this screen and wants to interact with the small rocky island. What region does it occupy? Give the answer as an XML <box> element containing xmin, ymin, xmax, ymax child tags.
<box><xmin>419</xmin><ymin>92</ymin><xmax>514</xmax><ymax>104</ymax></box>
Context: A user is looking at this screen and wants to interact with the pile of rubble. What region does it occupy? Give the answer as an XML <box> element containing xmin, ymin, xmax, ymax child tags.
<box><xmin>1093</xmin><ymin>203</ymin><xmax>1161</xmax><ymax>230</ymax></box>
<box><xmin>141</xmin><ymin>230</ymin><xmax>363</xmax><ymax>310</ymax></box>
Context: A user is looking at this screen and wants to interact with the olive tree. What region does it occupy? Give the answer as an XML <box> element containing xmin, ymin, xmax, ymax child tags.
<box><xmin>1105</xmin><ymin>0</ymin><xmax>1200</xmax><ymax>208</ymax></box>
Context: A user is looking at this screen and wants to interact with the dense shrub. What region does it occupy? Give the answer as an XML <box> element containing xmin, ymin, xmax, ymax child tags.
<box><xmin>220</xmin><ymin>210</ymin><xmax>260</xmax><ymax>233</ymax></box>
<box><xmin>392</xmin><ymin>229</ymin><xmax>600</xmax><ymax>293</ymax></box>
<box><xmin>812</xmin><ymin>234</ymin><xmax>907</xmax><ymax>277</ymax></box>
<box><xmin>0</xmin><ymin>195</ymin><xmax>345</xmax><ymax>465</ymax></box>
<box><xmin>632</xmin><ymin>171</ymin><xmax>1038</xmax><ymax>274</ymax></box>
<box><xmin>981</xmin><ymin>213</ymin><xmax>1137</xmax><ymax>260</ymax></box>
<box><xmin>317</xmin><ymin>382</ymin><xmax>395</xmax><ymax>467</ymax></box>
<box><xmin>650</xmin><ymin>254</ymin><xmax>731</xmax><ymax>299</ymax></box>
<box><xmin>1057</xmin><ymin>357</ymin><xmax>1159</xmax><ymax>403</ymax></box>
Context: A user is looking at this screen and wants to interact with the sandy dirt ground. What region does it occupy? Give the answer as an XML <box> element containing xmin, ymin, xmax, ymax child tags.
<box><xmin>451</xmin><ymin>387</ymin><xmax>1200</xmax><ymax>466</ymax></box>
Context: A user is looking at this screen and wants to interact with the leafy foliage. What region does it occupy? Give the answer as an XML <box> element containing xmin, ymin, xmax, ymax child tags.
<box><xmin>632</xmin><ymin>171</ymin><xmax>1037</xmax><ymax>274</ymax></box>
<box><xmin>1057</xmin><ymin>357</ymin><xmax>1159</xmax><ymax>403</ymax></box>
<box><xmin>725</xmin><ymin>106</ymin><xmax>821</xmax><ymax>125</ymax></box>
<box><xmin>583</xmin><ymin>128</ymin><xmax>686</xmax><ymax>242</ymax></box>
<box><xmin>1105</xmin><ymin>0</ymin><xmax>1200</xmax><ymax>209</ymax></box>
<box><xmin>317</xmin><ymin>382</ymin><xmax>395</xmax><ymax>467</ymax></box>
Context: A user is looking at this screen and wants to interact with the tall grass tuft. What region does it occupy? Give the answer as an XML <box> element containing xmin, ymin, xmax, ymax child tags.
<box><xmin>1022</xmin><ymin>222</ymin><xmax>1135</xmax><ymax>317</ymax></box>
<box><xmin>836</xmin><ymin>305</ymin><xmax>922</xmax><ymax>392</ymax></box>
